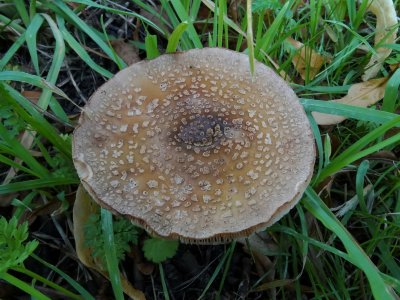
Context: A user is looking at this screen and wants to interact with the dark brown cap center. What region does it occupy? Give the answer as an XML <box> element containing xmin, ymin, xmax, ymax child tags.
<box><xmin>175</xmin><ymin>114</ymin><xmax>226</xmax><ymax>149</ymax></box>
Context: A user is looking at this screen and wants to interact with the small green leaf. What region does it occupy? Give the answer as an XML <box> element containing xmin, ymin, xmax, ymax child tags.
<box><xmin>145</xmin><ymin>35</ymin><xmax>160</xmax><ymax>59</ymax></box>
<box><xmin>0</xmin><ymin>217</ymin><xmax>39</xmax><ymax>273</ymax></box>
<box><xmin>143</xmin><ymin>238</ymin><xmax>179</xmax><ymax>263</ymax></box>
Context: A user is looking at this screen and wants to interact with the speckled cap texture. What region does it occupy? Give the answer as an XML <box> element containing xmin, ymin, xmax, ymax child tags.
<box><xmin>73</xmin><ymin>48</ymin><xmax>315</xmax><ymax>243</ymax></box>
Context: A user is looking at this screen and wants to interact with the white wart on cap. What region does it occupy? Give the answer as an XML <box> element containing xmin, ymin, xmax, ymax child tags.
<box><xmin>73</xmin><ymin>48</ymin><xmax>315</xmax><ymax>243</ymax></box>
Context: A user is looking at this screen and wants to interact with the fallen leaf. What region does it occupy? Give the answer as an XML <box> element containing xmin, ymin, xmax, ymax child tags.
<box><xmin>389</xmin><ymin>62</ymin><xmax>400</xmax><ymax>72</ymax></box>
<box><xmin>286</xmin><ymin>37</ymin><xmax>328</xmax><ymax>80</ymax></box>
<box><xmin>73</xmin><ymin>185</ymin><xmax>146</xmax><ymax>300</ymax></box>
<box><xmin>110</xmin><ymin>40</ymin><xmax>140</xmax><ymax>66</ymax></box>
<box><xmin>312</xmin><ymin>77</ymin><xmax>388</xmax><ymax>125</ymax></box>
<box><xmin>362</xmin><ymin>0</ymin><xmax>397</xmax><ymax>81</ymax></box>
<box><xmin>21</xmin><ymin>90</ymin><xmax>41</xmax><ymax>103</ymax></box>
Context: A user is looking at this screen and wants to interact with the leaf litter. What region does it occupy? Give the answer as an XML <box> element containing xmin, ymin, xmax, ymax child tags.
<box><xmin>312</xmin><ymin>77</ymin><xmax>388</xmax><ymax>125</ymax></box>
<box><xmin>286</xmin><ymin>37</ymin><xmax>329</xmax><ymax>80</ymax></box>
<box><xmin>362</xmin><ymin>0</ymin><xmax>398</xmax><ymax>81</ymax></box>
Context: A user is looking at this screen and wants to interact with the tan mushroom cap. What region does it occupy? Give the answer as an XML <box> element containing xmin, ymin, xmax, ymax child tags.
<box><xmin>73</xmin><ymin>48</ymin><xmax>315</xmax><ymax>243</ymax></box>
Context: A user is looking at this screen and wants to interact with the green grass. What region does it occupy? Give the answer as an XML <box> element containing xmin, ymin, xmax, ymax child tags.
<box><xmin>0</xmin><ymin>0</ymin><xmax>399</xmax><ymax>299</ymax></box>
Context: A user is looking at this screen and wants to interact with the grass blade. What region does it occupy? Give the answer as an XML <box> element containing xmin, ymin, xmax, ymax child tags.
<box><xmin>210</xmin><ymin>0</ymin><xmax>218</xmax><ymax>47</ymax></box>
<box><xmin>159</xmin><ymin>0</ymin><xmax>181</xmax><ymax>33</ymax></box>
<box><xmin>130</xmin><ymin>0</ymin><xmax>172</xmax><ymax>29</ymax></box>
<box><xmin>0</xmin><ymin>14</ymin><xmax>25</xmax><ymax>34</ymax></box>
<box><xmin>0</xmin><ymin>272</ymin><xmax>50</xmax><ymax>300</ymax></box>
<box><xmin>198</xmin><ymin>242</ymin><xmax>235</xmax><ymax>299</ymax></box>
<box><xmin>255</xmin><ymin>1</ymin><xmax>292</xmax><ymax>58</ymax></box>
<box><xmin>303</xmin><ymin>187</ymin><xmax>397</xmax><ymax>299</ymax></box>
<box><xmin>14</xmin><ymin>0</ymin><xmax>30</xmax><ymax>27</ymax></box>
<box><xmin>25</xmin><ymin>14</ymin><xmax>44</xmax><ymax>75</ymax></box>
<box><xmin>318</xmin><ymin>116</ymin><xmax>400</xmax><ymax>182</ymax></box>
<box><xmin>307</xmin><ymin>112</ymin><xmax>324</xmax><ymax>184</ymax></box>
<box><xmin>11</xmin><ymin>266</ymin><xmax>81</xmax><ymax>300</ymax></box>
<box><xmin>201</xmin><ymin>0</ymin><xmax>246</xmax><ymax>36</ymax></box>
<box><xmin>246</xmin><ymin>0</ymin><xmax>254</xmax><ymax>75</ymax></box>
<box><xmin>53</xmin><ymin>0</ymin><xmax>124</xmax><ymax>65</ymax></box>
<box><xmin>0</xmin><ymin>71</ymin><xmax>70</xmax><ymax>100</ymax></box>
<box><xmin>190</xmin><ymin>0</ymin><xmax>202</xmax><ymax>20</ymax></box>
<box><xmin>37</xmin><ymin>14</ymin><xmax>65</xmax><ymax>109</ymax></box>
<box><xmin>166</xmin><ymin>22</ymin><xmax>189</xmax><ymax>53</ymax></box>
<box><xmin>101</xmin><ymin>208</ymin><xmax>124</xmax><ymax>300</ymax></box>
<box><xmin>169</xmin><ymin>0</ymin><xmax>202</xmax><ymax>48</ymax></box>
<box><xmin>31</xmin><ymin>254</ymin><xmax>95</xmax><ymax>300</ymax></box>
<box><xmin>159</xmin><ymin>263</ymin><xmax>170</xmax><ymax>300</ymax></box>
<box><xmin>217</xmin><ymin>241</ymin><xmax>236</xmax><ymax>298</ymax></box>
<box><xmin>68</xmin><ymin>0</ymin><xmax>165</xmax><ymax>35</ymax></box>
<box><xmin>382</xmin><ymin>68</ymin><xmax>400</xmax><ymax>113</ymax></box>
<box><xmin>145</xmin><ymin>35</ymin><xmax>160</xmax><ymax>59</ymax></box>
<box><xmin>29</xmin><ymin>0</ymin><xmax>37</xmax><ymax>20</ymax></box>
<box><xmin>48</xmin><ymin>96</ymin><xmax>70</xmax><ymax>124</ymax></box>
<box><xmin>56</xmin><ymin>16</ymin><xmax>113</xmax><ymax>79</ymax></box>
<box><xmin>0</xmin><ymin>123</ymin><xmax>49</xmax><ymax>178</ymax></box>
<box><xmin>0</xmin><ymin>32</ymin><xmax>26</xmax><ymax>70</ymax></box>
<box><xmin>300</xmin><ymin>99</ymin><xmax>399</xmax><ymax>125</ymax></box>
<box><xmin>270</xmin><ymin>225</ymin><xmax>350</xmax><ymax>261</ymax></box>
<box><xmin>0</xmin><ymin>83</ymin><xmax>71</xmax><ymax>157</ymax></box>
<box><xmin>0</xmin><ymin>177</ymin><xmax>79</xmax><ymax>195</ymax></box>
<box><xmin>0</xmin><ymin>153</ymin><xmax>39</xmax><ymax>178</ymax></box>
<box><xmin>217</xmin><ymin>0</ymin><xmax>226</xmax><ymax>48</ymax></box>
<box><xmin>355</xmin><ymin>160</ymin><xmax>370</xmax><ymax>212</ymax></box>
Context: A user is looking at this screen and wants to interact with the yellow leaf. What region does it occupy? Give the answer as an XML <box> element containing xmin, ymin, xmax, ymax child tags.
<box><xmin>287</xmin><ymin>37</ymin><xmax>327</xmax><ymax>80</ymax></box>
<box><xmin>73</xmin><ymin>185</ymin><xmax>146</xmax><ymax>300</ymax></box>
<box><xmin>312</xmin><ymin>77</ymin><xmax>388</xmax><ymax>125</ymax></box>
<box><xmin>362</xmin><ymin>0</ymin><xmax>397</xmax><ymax>81</ymax></box>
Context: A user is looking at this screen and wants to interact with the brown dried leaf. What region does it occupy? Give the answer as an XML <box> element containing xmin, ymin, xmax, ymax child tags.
<box><xmin>362</xmin><ymin>0</ymin><xmax>398</xmax><ymax>81</ymax></box>
<box><xmin>110</xmin><ymin>40</ymin><xmax>140</xmax><ymax>66</ymax></box>
<box><xmin>312</xmin><ymin>77</ymin><xmax>388</xmax><ymax>125</ymax></box>
<box><xmin>21</xmin><ymin>90</ymin><xmax>41</xmax><ymax>103</ymax></box>
<box><xmin>287</xmin><ymin>37</ymin><xmax>327</xmax><ymax>80</ymax></box>
<box><xmin>73</xmin><ymin>185</ymin><xmax>146</xmax><ymax>300</ymax></box>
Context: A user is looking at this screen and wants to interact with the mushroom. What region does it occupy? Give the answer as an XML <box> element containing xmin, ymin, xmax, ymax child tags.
<box><xmin>72</xmin><ymin>48</ymin><xmax>315</xmax><ymax>243</ymax></box>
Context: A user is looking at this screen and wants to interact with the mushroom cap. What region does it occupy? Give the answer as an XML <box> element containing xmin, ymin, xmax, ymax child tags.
<box><xmin>73</xmin><ymin>48</ymin><xmax>315</xmax><ymax>244</ymax></box>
